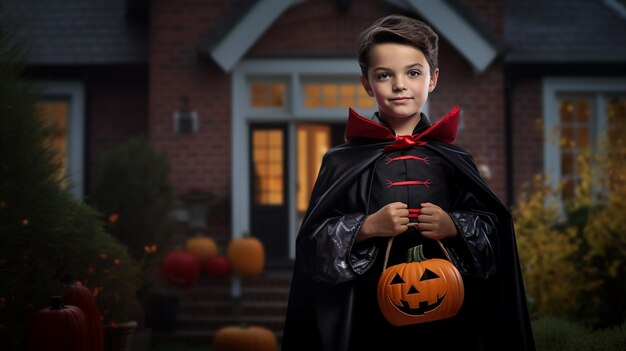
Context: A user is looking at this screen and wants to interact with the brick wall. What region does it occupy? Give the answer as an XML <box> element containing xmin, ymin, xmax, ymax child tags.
<box><xmin>87</xmin><ymin>66</ymin><xmax>148</xmax><ymax>195</ymax></box>
<box><xmin>433</xmin><ymin>43</ymin><xmax>507</xmax><ymax>201</ymax></box>
<box><xmin>149</xmin><ymin>0</ymin><xmax>233</xmax><ymax>239</ymax></box>
<box><xmin>511</xmin><ymin>77</ymin><xmax>544</xmax><ymax>202</ymax></box>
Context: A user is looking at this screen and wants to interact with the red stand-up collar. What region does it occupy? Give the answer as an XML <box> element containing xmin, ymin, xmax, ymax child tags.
<box><xmin>345</xmin><ymin>106</ymin><xmax>461</xmax><ymax>147</ymax></box>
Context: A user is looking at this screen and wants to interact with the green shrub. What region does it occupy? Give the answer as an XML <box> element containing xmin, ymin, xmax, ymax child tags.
<box><xmin>65</xmin><ymin>200</ymin><xmax>140</xmax><ymax>325</ymax></box>
<box><xmin>532</xmin><ymin>316</ymin><xmax>626</xmax><ymax>351</ymax></box>
<box><xmin>91</xmin><ymin>137</ymin><xmax>173</xmax><ymax>261</ymax></box>
<box><xmin>90</xmin><ymin>137</ymin><xmax>174</xmax><ymax>308</ymax></box>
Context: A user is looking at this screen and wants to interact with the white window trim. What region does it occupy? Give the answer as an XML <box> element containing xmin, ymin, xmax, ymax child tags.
<box><xmin>543</xmin><ymin>77</ymin><xmax>626</xmax><ymax>205</ymax></box>
<box><xmin>34</xmin><ymin>81</ymin><xmax>86</xmax><ymax>200</ymax></box>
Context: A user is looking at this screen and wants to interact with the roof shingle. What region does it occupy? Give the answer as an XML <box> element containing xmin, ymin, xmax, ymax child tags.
<box><xmin>0</xmin><ymin>0</ymin><xmax>147</xmax><ymax>65</ymax></box>
<box><xmin>505</xmin><ymin>0</ymin><xmax>626</xmax><ymax>63</ymax></box>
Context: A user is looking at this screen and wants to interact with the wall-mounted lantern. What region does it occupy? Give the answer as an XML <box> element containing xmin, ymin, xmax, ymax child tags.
<box><xmin>173</xmin><ymin>96</ymin><xmax>199</xmax><ymax>134</ymax></box>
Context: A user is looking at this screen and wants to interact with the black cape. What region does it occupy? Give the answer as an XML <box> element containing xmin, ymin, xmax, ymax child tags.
<box><xmin>282</xmin><ymin>107</ymin><xmax>535</xmax><ymax>351</ymax></box>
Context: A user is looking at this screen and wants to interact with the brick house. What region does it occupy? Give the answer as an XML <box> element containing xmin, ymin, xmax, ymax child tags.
<box><xmin>3</xmin><ymin>0</ymin><xmax>626</xmax><ymax>340</ymax></box>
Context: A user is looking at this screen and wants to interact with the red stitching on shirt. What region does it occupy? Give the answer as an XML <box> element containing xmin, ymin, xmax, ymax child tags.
<box><xmin>385</xmin><ymin>155</ymin><xmax>430</xmax><ymax>165</ymax></box>
<box><xmin>385</xmin><ymin>179</ymin><xmax>431</xmax><ymax>188</ymax></box>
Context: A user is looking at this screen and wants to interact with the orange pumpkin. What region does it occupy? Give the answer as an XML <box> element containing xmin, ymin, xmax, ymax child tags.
<box><xmin>227</xmin><ymin>235</ymin><xmax>264</xmax><ymax>278</ymax></box>
<box><xmin>213</xmin><ymin>325</ymin><xmax>277</xmax><ymax>351</ymax></box>
<box><xmin>377</xmin><ymin>244</ymin><xmax>464</xmax><ymax>326</ymax></box>
<box><xmin>185</xmin><ymin>236</ymin><xmax>218</xmax><ymax>262</ymax></box>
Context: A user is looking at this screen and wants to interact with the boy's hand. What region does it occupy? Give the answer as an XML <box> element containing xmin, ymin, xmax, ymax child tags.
<box><xmin>356</xmin><ymin>202</ymin><xmax>409</xmax><ymax>242</ymax></box>
<box><xmin>416</xmin><ymin>202</ymin><xmax>458</xmax><ymax>240</ymax></box>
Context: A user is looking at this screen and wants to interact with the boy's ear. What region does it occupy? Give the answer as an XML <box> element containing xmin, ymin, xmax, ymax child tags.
<box><xmin>360</xmin><ymin>75</ymin><xmax>374</xmax><ymax>97</ymax></box>
<box><xmin>429</xmin><ymin>68</ymin><xmax>440</xmax><ymax>93</ymax></box>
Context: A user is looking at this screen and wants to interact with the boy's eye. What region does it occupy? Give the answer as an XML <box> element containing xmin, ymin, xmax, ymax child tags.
<box><xmin>408</xmin><ymin>70</ymin><xmax>421</xmax><ymax>77</ymax></box>
<box><xmin>377</xmin><ymin>72</ymin><xmax>392</xmax><ymax>80</ymax></box>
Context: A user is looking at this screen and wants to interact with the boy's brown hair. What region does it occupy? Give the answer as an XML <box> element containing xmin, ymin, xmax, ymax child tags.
<box><xmin>357</xmin><ymin>14</ymin><xmax>439</xmax><ymax>77</ymax></box>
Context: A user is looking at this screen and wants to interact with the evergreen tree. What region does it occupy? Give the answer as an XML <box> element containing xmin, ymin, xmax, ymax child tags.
<box><xmin>0</xmin><ymin>20</ymin><xmax>138</xmax><ymax>350</ymax></box>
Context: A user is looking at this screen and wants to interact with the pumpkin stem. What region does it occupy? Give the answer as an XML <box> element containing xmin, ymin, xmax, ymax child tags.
<box><xmin>407</xmin><ymin>245</ymin><xmax>427</xmax><ymax>263</ymax></box>
<box><xmin>50</xmin><ymin>296</ymin><xmax>64</xmax><ymax>310</ymax></box>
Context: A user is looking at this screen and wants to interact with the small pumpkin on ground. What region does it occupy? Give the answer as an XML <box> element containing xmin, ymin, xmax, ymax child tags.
<box><xmin>377</xmin><ymin>243</ymin><xmax>464</xmax><ymax>326</ymax></box>
<box><xmin>184</xmin><ymin>235</ymin><xmax>218</xmax><ymax>262</ymax></box>
<box><xmin>227</xmin><ymin>233</ymin><xmax>265</xmax><ymax>278</ymax></box>
<box><xmin>213</xmin><ymin>325</ymin><xmax>277</xmax><ymax>351</ymax></box>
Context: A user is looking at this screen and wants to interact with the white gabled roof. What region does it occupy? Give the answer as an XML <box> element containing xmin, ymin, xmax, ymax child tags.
<box><xmin>206</xmin><ymin>0</ymin><xmax>499</xmax><ymax>72</ymax></box>
<box><xmin>387</xmin><ymin>0</ymin><xmax>499</xmax><ymax>72</ymax></box>
<box><xmin>209</xmin><ymin>0</ymin><xmax>301</xmax><ymax>72</ymax></box>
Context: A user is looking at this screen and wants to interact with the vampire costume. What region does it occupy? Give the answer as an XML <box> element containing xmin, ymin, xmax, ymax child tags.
<box><xmin>281</xmin><ymin>107</ymin><xmax>535</xmax><ymax>351</ymax></box>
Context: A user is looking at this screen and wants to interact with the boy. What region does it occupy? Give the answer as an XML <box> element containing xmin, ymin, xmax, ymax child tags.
<box><xmin>282</xmin><ymin>14</ymin><xmax>535</xmax><ymax>351</ymax></box>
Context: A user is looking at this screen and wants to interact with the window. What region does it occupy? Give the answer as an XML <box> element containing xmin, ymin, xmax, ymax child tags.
<box><xmin>543</xmin><ymin>78</ymin><xmax>626</xmax><ymax>205</ymax></box>
<box><xmin>557</xmin><ymin>96</ymin><xmax>592</xmax><ymax>201</ymax></box>
<box><xmin>37</xmin><ymin>98</ymin><xmax>70</xmax><ymax>187</ymax></box>
<box><xmin>250</xmin><ymin>82</ymin><xmax>287</xmax><ymax>108</ymax></box>
<box><xmin>252</xmin><ymin>128</ymin><xmax>284</xmax><ymax>205</ymax></box>
<box><xmin>34</xmin><ymin>82</ymin><xmax>85</xmax><ymax>199</ymax></box>
<box><xmin>607</xmin><ymin>96</ymin><xmax>626</xmax><ymax>176</ymax></box>
<box><xmin>304</xmin><ymin>82</ymin><xmax>374</xmax><ymax>109</ymax></box>
<box><xmin>296</xmin><ymin>124</ymin><xmax>331</xmax><ymax>212</ymax></box>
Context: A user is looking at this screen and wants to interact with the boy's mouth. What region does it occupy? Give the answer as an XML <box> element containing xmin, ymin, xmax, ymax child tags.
<box><xmin>389</xmin><ymin>97</ymin><xmax>413</xmax><ymax>103</ymax></box>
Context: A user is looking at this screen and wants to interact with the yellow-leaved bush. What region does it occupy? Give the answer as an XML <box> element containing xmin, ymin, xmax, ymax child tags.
<box><xmin>513</xmin><ymin>113</ymin><xmax>626</xmax><ymax>327</ymax></box>
<box><xmin>513</xmin><ymin>174</ymin><xmax>582</xmax><ymax>318</ymax></box>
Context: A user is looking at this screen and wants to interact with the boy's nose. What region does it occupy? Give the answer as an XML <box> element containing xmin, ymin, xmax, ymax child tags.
<box><xmin>393</xmin><ymin>80</ymin><xmax>407</xmax><ymax>91</ymax></box>
<box><xmin>393</xmin><ymin>79</ymin><xmax>406</xmax><ymax>91</ymax></box>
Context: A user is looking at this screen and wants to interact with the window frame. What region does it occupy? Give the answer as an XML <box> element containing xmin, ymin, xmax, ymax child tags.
<box><xmin>33</xmin><ymin>81</ymin><xmax>86</xmax><ymax>200</ymax></box>
<box><xmin>543</xmin><ymin>77</ymin><xmax>626</xmax><ymax>207</ymax></box>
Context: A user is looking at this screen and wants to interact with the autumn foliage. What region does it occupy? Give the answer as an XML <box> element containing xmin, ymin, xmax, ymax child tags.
<box><xmin>513</xmin><ymin>108</ymin><xmax>626</xmax><ymax>327</ymax></box>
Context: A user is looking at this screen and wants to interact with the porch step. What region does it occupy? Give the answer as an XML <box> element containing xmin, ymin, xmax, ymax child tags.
<box><xmin>159</xmin><ymin>272</ymin><xmax>292</xmax><ymax>344</ymax></box>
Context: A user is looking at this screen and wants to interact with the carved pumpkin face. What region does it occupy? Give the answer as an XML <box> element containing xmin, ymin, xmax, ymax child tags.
<box><xmin>377</xmin><ymin>245</ymin><xmax>464</xmax><ymax>326</ymax></box>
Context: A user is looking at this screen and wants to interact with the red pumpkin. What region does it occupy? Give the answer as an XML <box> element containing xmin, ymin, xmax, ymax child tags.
<box><xmin>204</xmin><ymin>254</ymin><xmax>231</xmax><ymax>279</ymax></box>
<box><xmin>227</xmin><ymin>235</ymin><xmax>265</xmax><ymax>278</ymax></box>
<box><xmin>27</xmin><ymin>296</ymin><xmax>90</xmax><ymax>351</ymax></box>
<box><xmin>161</xmin><ymin>250</ymin><xmax>201</xmax><ymax>286</ymax></box>
<box><xmin>64</xmin><ymin>283</ymin><xmax>104</xmax><ymax>351</ymax></box>
<box><xmin>213</xmin><ymin>325</ymin><xmax>277</xmax><ymax>351</ymax></box>
<box><xmin>377</xmin><ymin>244</ymin><xmax>464</xmax><ymax>326</ymax></box>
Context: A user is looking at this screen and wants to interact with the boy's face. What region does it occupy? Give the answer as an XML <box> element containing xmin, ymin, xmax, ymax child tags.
<box><xmin>360</xmin><ymin>43</ymin><xmax>438</xmax><ymax>124</ymax></box>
